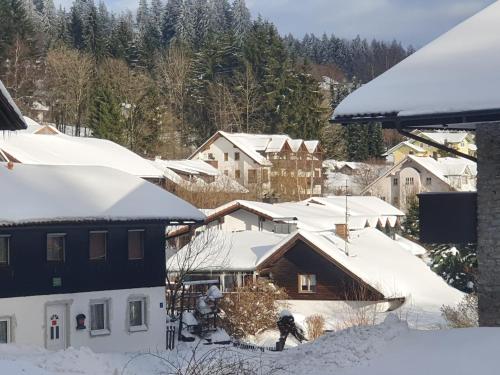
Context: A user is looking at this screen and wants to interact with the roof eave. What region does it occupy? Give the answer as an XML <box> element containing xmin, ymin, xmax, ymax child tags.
<box><xmin>332</xmin><ymin>108</ymin><xmax>500</xmax><ymax>130</ymax></box>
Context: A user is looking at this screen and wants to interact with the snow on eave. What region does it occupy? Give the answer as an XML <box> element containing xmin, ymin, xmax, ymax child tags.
<box><xmin>333</xmin><ymin>2</ymin><xmax>500</xmax><ymax>121</ymax></box>
<box><xmin>383</xmin><ymin>140</ymin><xmax>425</xmax><ymax>156</ymax></box>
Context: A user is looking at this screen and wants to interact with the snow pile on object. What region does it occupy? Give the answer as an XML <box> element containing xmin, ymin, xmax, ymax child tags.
<box><xmin>275</xmin><ymin>314</ymin><xmax>409</xmax><ymax>373</ymax></box>
<box><xmin>0</xmin><ymin>163</ymin><xmax>205</xmax><ymax>225</ymax></box>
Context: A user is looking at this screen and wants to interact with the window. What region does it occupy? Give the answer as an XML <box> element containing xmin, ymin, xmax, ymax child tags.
<box><xmin>235</xmin><ymin>170</ymin><xmax>241</xmax><ymax>179</ymax></box>
<box><xmin>47</xmin><ymin>234</ymin><xmax>65</xmax><ymax>262</ymax></box>
<box><xmin>90</xmin><ymin>300</ymin><xmax>109</xmax><ymax>335</ymax></box>
<box><xmin>128</xmin><ymin>230</ymin><xmax>144</xmax><ymax>260</ymax></box>
<box><xmin>298</xmin><ymin>274</ymin><xmax>317</xmax><ymax>293</ymax></box>
<box><xmin>234</xmin><ymin>152</ymin><xmax>240</xmax><ymax>161</ymax></box>
<box><xmin>224</xmin><ymin>170</ymin><xmax>229</xmax><ymax>176</ymax></box>
<box><xmin>224</xmin><ymin>153</ymin><xmax>228</xmax><ymax>161</ymax></box>
<box><xmin>393</xmin><ymin>178</ymin><xmax>398</xmax><ymax>186</ymax></box>
<box><xmin>248</xmin><ymin>169</ymin><xmax>257</xmax><ymax>183</ymax></box>
<box><xmin>0</xmin><ymin>318</ymin><xmax>11</xmax><ymax>343</ymax></box>
<box><xmin>89</xmin><ymin>231</ymin><xmax>107</xmax><ymax>260</ymax></box>
<box><xmin>262</xmin><ymin>169</ymin><xmax>269</xmax><ymax>182</ymax></box>
<box><xmin>0</xmin><ymin>236</ymin><xmax>10</xmax><ymax>265</ymax></box>
<box><xmin>426</xmin><ymin>177</ymin><xmax>432</xmax><ymax>185</ymax></box>
<box><xmin>129</xmin><ymin>298</ymin><xmax>147</xmax><ymax>332</ymax></box>
<box><xmin>405</xmin><ymin>177</ymin><xmax>414</xmax><ymax>185</ymax></box>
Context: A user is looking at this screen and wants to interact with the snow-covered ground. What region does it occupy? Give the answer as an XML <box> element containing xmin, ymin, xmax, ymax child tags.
<box><xmin>1</xmin><ymin>315</ymin><xmax>498</xmax><ymax>375</ymax></box>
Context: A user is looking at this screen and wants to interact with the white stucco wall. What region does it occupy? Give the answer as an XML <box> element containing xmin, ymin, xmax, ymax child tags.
<box><xmin>0</xmin><ymin>287</ymin><xmax>166</xmax><ymax>353</ymax></box>
<box><xmin>192</xmin><ymin>137</ymin><xmax>271</xmax><ymax>192</ymax></box>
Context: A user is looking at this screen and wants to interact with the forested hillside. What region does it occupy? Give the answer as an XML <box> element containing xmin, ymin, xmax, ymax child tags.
<box><xmin>0</xmin><ymin>0</ymin><xmax>410</xmax><ymax>160</ymax></box>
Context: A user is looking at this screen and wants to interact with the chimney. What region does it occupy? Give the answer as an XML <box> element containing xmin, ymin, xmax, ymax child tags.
<box><xmin>335</xmin><ymin>223</ymin><xmax>349</xmax><ymax>241</ymax></box>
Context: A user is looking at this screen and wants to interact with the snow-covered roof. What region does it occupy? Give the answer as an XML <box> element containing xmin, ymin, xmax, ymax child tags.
<box><xmin>206</xmin><ymin>197</ymin><xmax>402</xmax><ymax>232</ymax></box>
<box><xmin>384</xmin><ymin>141</ymin><xmax>426</xmax><ymax>157</ymax></box>
<box><xmin>333</xmin><ymin>2</ymin><xmax>500</xmax><ymax>125</ymax></box>
<box><xmin>0</xmin><ymin>120</ymin><xmax>163</xmax><ymax>179</ymax></box>
<box><xmin>0</xmin><ymin>163</ymin><xmax>205</xmax><ymax>226</ymax></box>
<box><xmin>152</xmin><ymin>158</ymin><xmax>248</xmax><ymax>193</ymax></box>
<box><xmin>191</xmin><ymin>131</ymin><xmax>320</xmax><ymax>166</ymax></box>
<box><xmin>0</xmin><ymin>80</ymin><xmax>27</xmax><ymax>130</ymax></box>
<box><xmin>304</xmin><ymin>140</ymin><xmax>320</xmax><ymax>153</ymax></box>
<box><xmin>410</xmin><ymin>156</ymin><xmax>475</xmax><ymax>179</ymax></box>
<box><xmin>167</xmin><ymin>230</ymin><xmax>287</xmax><ymax>272</ymax></box>
<box><xmin>394</xmin><ymin>234</ymin><xmax>427</xmax><ymax>256</ymax></box>
<box><xmin>258</xmin><ymin>228</ymin><xmax>463</xmax><ymax>306</ymax></box>
<box><xmin>418</xmin><ymin>131</ymin><xmax>469</xmax><ymax>145</ymax></box>
<box><xmin>154</xmin><ymin>159</ymin><xmax>220</xmax><ymax>177</ymax></box>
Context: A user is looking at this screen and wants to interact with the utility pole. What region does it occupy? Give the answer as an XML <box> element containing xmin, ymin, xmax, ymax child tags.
<box><xmin>345</xmin><ymin>179</ymin><xmax>349</xmax><ymax>256</ymax></box>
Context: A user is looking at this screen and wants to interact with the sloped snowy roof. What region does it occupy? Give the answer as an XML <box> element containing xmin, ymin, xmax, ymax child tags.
<box><xmin>0</xmin><ymin>80</ymin><xmax>27</xmax><ymax>130</ymax></box>
<box><xmin>333</xmin><ymin>2</ymin><xmax>500</xmax><ymax>127</ymax></box>
<box><xmin>0</xmin><ymin>121</ymin><xmax>163</xmax><ymax>178</ymax></box>
<box><xmin>304</xmin><ymin>140</ymin><xmax>320</xmax><ymax>153</ymax></box>
<box><xmin>152</xmin><ymin>158</ymin><xmax>248</xmax><ymax>193</ymax></box>
<box><xmin>167</xmin><ymin>230</ymin><xmax>287</xmax><ymax>272</ymax></box>
<box><xmin>287</xmin><ymin>139</ymin><xmax>304</xmax><ymax>152</ymax></box>
<box><xmin>419</xmin><ymin>131</ymin><xmax>469</xmax><ymax>145</ymax></box>
<box><xmin>0</xmin><ymin>163</ymin><xmax>205</xmax><ymax>226</ymax></box>
<box><xmin>384</xmin><ymin>141</ymin><xmax>426</xmax><ymax>156</ymax></box>
<box><xmin>258</xmin><ymin>228</ymin><xmax>463</xmax><ymax>306</ymax></box>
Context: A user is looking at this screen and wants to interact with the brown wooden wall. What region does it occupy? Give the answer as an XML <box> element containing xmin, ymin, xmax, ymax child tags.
<box><xmin>265</xmin><ymin>240</ymin><xmax>383</xmax><ymax>301</ymax></box>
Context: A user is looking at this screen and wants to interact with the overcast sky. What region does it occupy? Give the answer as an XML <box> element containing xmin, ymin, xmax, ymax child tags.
<box><xmin>54</xmin><ymin>0</ymin><xmax>495</xmax><ymax>47</ymax></box>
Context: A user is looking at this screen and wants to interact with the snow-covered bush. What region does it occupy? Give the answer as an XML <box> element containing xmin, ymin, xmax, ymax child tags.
<box><xmin>305</xmin><ymin>314</ymin><xmax>325</xmax><ymax>340</ymax></box>
<box><xmin>219</xmin><ymin>281</ymin><xmax>288</xmax><ymax>338</ymax></box>
<box><xmin>429</xmin><ymin>244</ymin><xmax>477</xmax><ymax>293</ymax></box>
<box><xmin>441</xmin><ymin>294</ymin><xmax>478</xmax><ymax>328</ymax></box>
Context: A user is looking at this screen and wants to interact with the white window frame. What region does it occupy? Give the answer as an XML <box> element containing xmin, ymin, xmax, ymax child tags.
<box><xmin>0</xmin><ymin>317</ymin><xmax>12</xmax><ymax>343</ymax></box>
<box><xmin>0</xmin><ymin>235</ymin><xmax>10</xmax><ymax>266</ymax></box>
<box><xmin>127</xmin><ymin>297</ymin><xmax>148</xmax><ymax>332</ymax></box>
<box><xmin>298</xmin><ymin>274</ymin><xmax>317</xmax><ymax>294</ymax></box>
<box><xmin>89</xmin><ymin>299</ymin><xmax>110</xmax><ymax>336</ymax></box>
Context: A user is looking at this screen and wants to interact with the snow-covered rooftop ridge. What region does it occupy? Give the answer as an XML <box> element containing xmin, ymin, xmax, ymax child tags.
<box><xmin>0</xmin><ymin>80</ymin><xmax>27</xmax><ymax>131</ymax></box>
<box><xmin>0</xmin><ymin>118</ymin><xmax>163</xmax><ymax>178</ymax></box>
<box><xmin>153</xmin><ymin>158</ymin><xmax>220</xmax><ymax>177</ymax></box>
<box><xmin>256</xmin><ymin>228</ymin><xmax>463</xmax><ymax>305</ymax></box>
<box><xmin>333</xmin><ymin>2</ymin><xmax>500</xmax><ymax>119</ymax></box>
<box><xmin>0</xmin><ymin>163</ymin><xmax>205</xmax><ymax>226</ymax></box>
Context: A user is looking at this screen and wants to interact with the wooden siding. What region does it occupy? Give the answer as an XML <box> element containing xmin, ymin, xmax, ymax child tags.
<box><xmin>265</xmin><ymin>240</ymin><xmax>383</xmax><ymax>301</ymax></box>
<box><xmin>0</xmin><ymin>222</ymin><xmax>166</xmax><ymax>298</ymax></box>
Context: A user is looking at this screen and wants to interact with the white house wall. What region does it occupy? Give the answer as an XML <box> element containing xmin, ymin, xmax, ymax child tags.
<box><xmin>0</xmin><ymin>287</ymin><xmax>166</xmax><ymax>353</ymax></box>
<box><xmin>192</xmin><ymin>136</ymin><xmax>271</xmax><ymax>192</ymax></box>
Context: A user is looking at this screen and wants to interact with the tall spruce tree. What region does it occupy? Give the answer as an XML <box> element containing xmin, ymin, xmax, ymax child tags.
<box><xmin>89</xmin><ymin>85</ymin><xmax>123</xmax><ymax>143</ymax></box>
<box><xmin>161</xmin><ymin>0</ymin><xmax>182</xmax><ymax>46</ymax></box>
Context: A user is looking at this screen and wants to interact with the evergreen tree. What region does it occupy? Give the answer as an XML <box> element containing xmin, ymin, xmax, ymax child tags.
<box><xmin>109</xmin><ymin>13</ymin><xmax>134</xmax><ymax>59</ymax></box>
<box><xmin>367</xmin><ymin>123</ymin><xmax>385</xmax><ymax>158</ymax></box>
<box><xmin>89</xmin><ymin>85</ymin><xmax>123</xmax><ymax>143</ymax></box>
<box><xmin>429</xmin><ymin>243</ymin><xmax>477</xmax><ymax>293</ymax></box>
<box><xmin>208</xmin><ymin>0</ymin><xmax>231</xmax><ymax>35</ymax></box>
<box><xmin>403</xmin><ymin>195</ymin><xmax>420</xmax><ymax>239</ymax></box>
<box><xmin>161</xmin><ymin>0</ymin><xmax>181</xmax><ymax>46</ymax></box>
<box><xmin>231</xmin><ymin>0</ymin><xmax>250</xmax><ymax>45</ymax></box>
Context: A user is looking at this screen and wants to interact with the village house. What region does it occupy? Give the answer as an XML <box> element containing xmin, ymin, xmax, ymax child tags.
<box><xmin>189</xmin><ymin>131</ymin><xmax>323</xmax><ymax>199</ymax></box>
<box><xmin>384</xmin><ymin>131</ymin><xmax>476</xmax><ymax>164</ymax></box>
<box><xmin>167</xmin><ymin>226</ymin><xmax>459</xmax><ymax>319</ymax></box>
<box><xmin>363</xmin><ymin>155</ymin><xmax>477</xmax><ymax>210</ymax></box>
<box><xmin>0</xmin><ymin>163</ymin><xmax>204</xmax><ymax>351</ymax></box>
<box><xmin>167</xmin><ymin>197</ymin><xmax>405</xmax><ymax>250</ymax></box>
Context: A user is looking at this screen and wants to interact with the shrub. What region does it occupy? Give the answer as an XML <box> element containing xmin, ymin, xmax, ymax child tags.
<box><xmin>305</xmin><ymin>314</ymin><xmax>325</xmax><ymax>340</ymax></box>
<box><xmin>219</xmin><ymin>280</ymin><xmax>288</xmax><ymax>338</ymax></box>
<box><xmin>441</xmin><ymin>294</ymin><xmax>478</xmax><ymax>328</ymax></box>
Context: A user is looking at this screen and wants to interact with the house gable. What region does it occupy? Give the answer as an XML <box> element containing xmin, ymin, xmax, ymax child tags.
<box><xmin>258</xmin><ymin>236</ymin><xmax>384</xmax><ymax>300</ymax></box>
